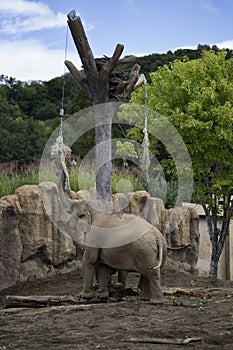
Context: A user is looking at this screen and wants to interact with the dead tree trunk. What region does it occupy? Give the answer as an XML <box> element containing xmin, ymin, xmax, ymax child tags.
<box><xmin>65</xmin><ymin>10</ymin><xmax>144</xmax><ymax>205</ymax></box>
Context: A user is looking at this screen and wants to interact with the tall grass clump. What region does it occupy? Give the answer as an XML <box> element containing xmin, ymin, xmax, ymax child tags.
<box><xmin>69</xmin><ymin>167</ymin><xmax>144</xmax><ymax>194</ymax></box>
<box><xmin>0</xmin><ymin>163</ymin><xmax>179</xmax><ymax>209</ymax></box>
<box><xmin>70</xmin><ymin>169</ymin><xmax>96</xmax><ymax>192</ymax></box>
<box><xmin>0</xmin><ymin>168</ymin><xmax>39</xmax><ymax>198</ymax></box>
<box><xmin>0</xmin><ymin>164</ymin><xmax>145</xmax><ymax>198</ymax></box>
<box><xmin>112</xmin><ymin>167</ymin><xmax>144</xmax><ymax>193</ymax></box>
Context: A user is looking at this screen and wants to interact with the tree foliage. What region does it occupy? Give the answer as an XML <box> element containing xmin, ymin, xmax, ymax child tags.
<box><xmin>0</xmin><ymin>74</ymin><xmax>91</xmax><ymax>164</ymax></box>
<box><xmin>1</xmin><ymin>44</ymin><xmax>232</xmax><ymax>171</ymax></box>
<box><xmin>131</xmin><ymin>50</ymin><xmax>233</xmax><ymax>279</ymax></box>
<box><xmin>122</xmin><ymin>44</ymin><xmax>233</xmax><ymax>81</ymax></box>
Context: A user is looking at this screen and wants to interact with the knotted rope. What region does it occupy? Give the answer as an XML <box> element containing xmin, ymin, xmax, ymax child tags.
<box><xmin>140</xmin><ymin>74</ymin><xmax>150</xmax><ymax>180</ymax></box>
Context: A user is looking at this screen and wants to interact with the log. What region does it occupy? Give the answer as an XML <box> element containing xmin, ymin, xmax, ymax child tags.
<box><xmin>103</xmin><ymin>44</ymin><xmax>124</xmax><ymax>73</ymax></box>
<box><xmin>64</xmin><ymin>60</ymin><xmax>92</xmax><ymax>99</ymax></box>
<box><xmin>126</xmin><ymin>337</ymin><xmax>202</xmax><ymax>345</ymax></box>
<box><xmin>67</xmin><ymin>13</ymin><xmax>98</xmax><ymax>97</ymax></box>
<box><xmin>4</xmin><ymin>295</ymin><xmax>81</xmax><ymax>308</ymax></box>
<box><xmin>117</xmin><ymin>55</ymin><xmax>135</xmax><ymax>66</ymax></box>
<box><xmin>3</xmin><ymin>295</ymin><xmax>127</xmax><ymax>309</ymax></box>
<box><xmin>127</xmin><ymin>63</ymin><xmax>142</xmax><ymax>93</ymax></box>
<box><xmin>133</xmin><ymin>75</ymin><xmax>145</xmax><ymax>90</ymax></box>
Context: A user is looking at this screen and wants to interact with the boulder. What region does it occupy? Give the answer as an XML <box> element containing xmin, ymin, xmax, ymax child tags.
<box><xmin>0</xmin><ymin>195</ymin><xmax>23</xmax><ymax>291</ymax></box>
<box><xmin>0</xmin><ymin>184</ymin><xmax>77</xmax><ymax>291</ymax></box>
<box><xmin>0</xmin><ymin>184</ymin><xmax>200</xmax><ymax>291</ymax></box>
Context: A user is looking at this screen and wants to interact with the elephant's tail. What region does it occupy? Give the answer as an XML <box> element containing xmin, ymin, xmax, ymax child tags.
<box><xmin>149</xmin><ymin>234</ymin><xmax>164</xmax><ymax>270</ymax></box>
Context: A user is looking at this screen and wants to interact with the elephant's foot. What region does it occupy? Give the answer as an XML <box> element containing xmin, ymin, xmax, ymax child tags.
<box><xmin>139</xmin><ymin>290</ymin><xmax>151</xmax><ymax>301</ymax></box>
<box><xmin>97</xmin><ymin>289</ymin><xmax>109</xmax><ymax>299</ymax></box>
<box><xmin>81</xmin><ymin>290</ymin><xmax>94</xmax><ymax>299</ymax></box>
<box><xmin>140</xmin><ymin>295</ymin><xmax>150</xmax><ymax>301</ymax></box>
<box><xmin>150</xmin><ymin>297</ymin><xmax>165</xmax><ymax>305</ymax></box>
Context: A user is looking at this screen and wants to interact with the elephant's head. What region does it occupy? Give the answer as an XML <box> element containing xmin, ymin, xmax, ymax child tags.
<box><xmin>57</xmin><ymin>174</ymin><xmax>108</xmax><ymax>243</ymax></box>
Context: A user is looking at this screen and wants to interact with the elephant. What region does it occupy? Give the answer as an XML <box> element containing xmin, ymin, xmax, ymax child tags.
<box><xmin>54</xmin><ymin>174</ymin><xmax>192</xmax><ymax>304</ymax></box>
<box><xmin>72</xmin><ymin>199</ymin><xmax>167</xmax><ymax>305</ymax></box>
<box><xmin>55</xmin><ymin>173</ymin><xmax>197</xmax><ymax>304</ymax></box>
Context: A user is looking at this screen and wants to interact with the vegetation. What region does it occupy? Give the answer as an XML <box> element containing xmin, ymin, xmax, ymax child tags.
<box><xmin>1</xmin><ymin>44</ymin><xmax>231</xmax><ymax>165</ymax></box>
<box><xmin>122</xmin><ymin>44</ymin><xmax>233</xmax><ymax>81</ymax></box>
<box><xmin>130</xmin><ymin>50</ymin><xmax>233</xmax><ymax>279</ymax></box>
<box><xmin>0</xmin><ymin>74</ymin><xmax>91</xmax><ymax>164</ymax></box>
<box><xmin>0</xmin><ymin>168</ymin><xmax>39</xmax><ymax>197</ymax></box>
<box><xmin>0</xmin><ymin>165</ymin><xmax>144</xmax><ymax>198</ymax></box>
<box><xmin>1</xmin><ymin>44</ymin><xmax>233</xmax><ymax>279</ymax></box>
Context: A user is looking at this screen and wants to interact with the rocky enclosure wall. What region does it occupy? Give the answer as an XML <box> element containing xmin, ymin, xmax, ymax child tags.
<box><xmin>0</xmin><ymin>183</ymin><xmax>199</xmax><ymax>291</ymax></box>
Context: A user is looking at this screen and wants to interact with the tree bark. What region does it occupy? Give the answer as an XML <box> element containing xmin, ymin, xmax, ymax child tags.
<box><xmin>67</xmin><ymin>14</ymin><xmax>98</xmax><ymax>100</ymax></box>
<box><xmin>209</xmin><ymin>250</ymin><xmax>219</xmax><ymax>279</ymax></box>
<box><xmin>94</xmin><ymin>104</ymin><xmax>114</xmax><ymax>205</ymax></box>
<box><xmin>204</xmin><ymin>197</ymin><xmax>233</xmax><ymax>279</ymax></box>
<box><xmin>65</xmin><ymin>11</ymin><xmax>143</xmax><ymax>206</ymax></box>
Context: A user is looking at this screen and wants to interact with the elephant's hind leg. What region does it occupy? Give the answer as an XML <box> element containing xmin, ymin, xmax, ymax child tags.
<box><xmin>138</xmin><ymin>276</ymin><xmax>151</xmax><ymax>301</ymax></box>
<box><xmin>144</xmin><ymin>268</ymin><xmax>164</xmax><ymax>305</ymax></box>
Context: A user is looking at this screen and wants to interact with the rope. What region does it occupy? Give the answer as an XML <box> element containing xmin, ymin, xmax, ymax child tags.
<box><xmin>59</xmin><ymin>24</ymin><xmax>69</xmax><ymax>137</ymax></box>
<box><xmin>51</xmin><ymin>24</ymin><xmax>71</xmax><ymax>193</ymax></box>
<box><xmin>140</xmin><ymin>74</ymin><xmax>150</xmax><ymax>179</ymax></box>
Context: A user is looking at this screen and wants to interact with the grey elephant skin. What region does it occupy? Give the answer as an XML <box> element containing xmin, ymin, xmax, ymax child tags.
<box><xmin>75</xmin><ymin>200</ymin><xmax>167</xmax><ymax>305</ymax></box>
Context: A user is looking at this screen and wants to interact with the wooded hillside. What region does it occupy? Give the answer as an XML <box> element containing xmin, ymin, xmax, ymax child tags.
<box><xmin>1</xmin><ymin>44</ymin><xmax>232</xmax><ymax>165</ymax></box>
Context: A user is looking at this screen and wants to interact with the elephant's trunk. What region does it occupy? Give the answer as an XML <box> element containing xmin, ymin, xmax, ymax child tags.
<box><xmin>58</xmin><ymin>170</ymin><xmax>73</xmax><ymax>213</ymax></box>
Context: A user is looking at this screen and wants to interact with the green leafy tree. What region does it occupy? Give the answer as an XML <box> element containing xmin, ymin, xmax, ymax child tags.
<box><xmin>0</xmin><ymin>73</ymin><xmax>92</xmax><ymax>164</ymax></box>
<box><xmin>0</xmin><ymin>95</ymin><xmax>60</xmax><ymax>164</ymax></box>
<box><xmin>115</xmin><ymin>140</ymin><xmax>138</xmax><ymax>167</ymax></box>
<box><xmin>131</xmin><ymin>50</ymin><xmax>233</xmax><ymax>279</ymax></box>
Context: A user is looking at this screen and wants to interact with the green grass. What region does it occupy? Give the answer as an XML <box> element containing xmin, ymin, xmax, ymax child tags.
<box><xmin>0</xmin><ymin>165</ymin><xmax>145</xmax><ymax>198</ymax></box>
<box><xmin>0</xmin><ymin>169</ymin><xmax>39</xmax><ymax>198</ymax></box>
<box><xmin>0</xmin><ymin>165</ymin><xmax>178</xmax><ymax>207</ymax></box>
<box><xmin>171</xmin><ymin>296</ymin><xmax>207</xmax><ymax>310</ymax></box>
<box><xmin>112</xmin><ymin>168</ymin><xmax>144</xmax><ymax>193</ymax></box>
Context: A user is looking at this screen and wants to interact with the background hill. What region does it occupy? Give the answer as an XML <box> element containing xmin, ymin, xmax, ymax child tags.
<box><xmin>1</xmin><ymin>44</ymin><xmax>232</xmax><ymax>165</ymax></box>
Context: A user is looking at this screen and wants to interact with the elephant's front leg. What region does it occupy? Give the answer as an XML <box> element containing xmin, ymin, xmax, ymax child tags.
<box><xmin>82</xmin><ymin>247</ymin><xmax>99</xmax><ymax>299</ymax></box>
<box><xmin>118</xmin><ymin>270</ymin><xmax>128</xmax><ymax>288</ymax></box>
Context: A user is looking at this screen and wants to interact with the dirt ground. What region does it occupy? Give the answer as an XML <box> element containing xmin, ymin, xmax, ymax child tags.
<box><xmin>1</xmin><ymin>266</ymin><xmax>233</xmax><ymax>350</ymax></box>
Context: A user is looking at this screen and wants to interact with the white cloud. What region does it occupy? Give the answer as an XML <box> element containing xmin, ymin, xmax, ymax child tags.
<box><xmin>0</xmin><ymin>0</ymin><xmax>66</xmax><ymax>34</ymax></box>
<box><xmin>214</xmin><ymin>39</ymin><xmax>233</xmax><ymax>50</ymax></box>
<box><xmin>174</xmin><ymin>39</ymin><xmax>233</xmax><ymax>52</ymax></box>
<box><xmin>0</xmin><ymin>0</ymin><xmax>53</xmax><ymax>16</ymax></box>
<box><xmin>173</xmin><ymin>44</ymin><xmax>198</xmax><ymax>51</ymax></box>
<box><xmin>0</xmin><ymin>1</ymin><xmax>94</xmax><ymax>81</ymax></box>
<box><xmin>0</xmin><ymin>39</ymin><xmax>81</xmax><ymax>81</ymax></box>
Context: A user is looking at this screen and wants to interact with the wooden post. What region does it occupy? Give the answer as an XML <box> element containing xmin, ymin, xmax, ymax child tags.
<box><xmin>65</xmin><ymin>10</ymin><xmax>144</xmax><ymax>206</ymax></box>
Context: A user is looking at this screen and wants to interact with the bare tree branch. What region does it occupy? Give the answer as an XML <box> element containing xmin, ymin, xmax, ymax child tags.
<box><xmin>103</xmin><ymin>44</ymin><xmax>124</xmax><ymax>73</ymax></box>
<box><xmin>65</xmin><ymin>60</ymin><xmax>92</xmax><ymax>99</ymax></box>
<box><xmin>67</xmin><ymin>14</ymin><xmax>98</xmax><ymax>97</ymax></box>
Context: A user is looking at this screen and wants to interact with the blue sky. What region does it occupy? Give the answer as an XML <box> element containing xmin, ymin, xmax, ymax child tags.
<box><xmin>0</xmin><ymin>0</ymin><xmax>233</xmax><ymax>81</ymax></box>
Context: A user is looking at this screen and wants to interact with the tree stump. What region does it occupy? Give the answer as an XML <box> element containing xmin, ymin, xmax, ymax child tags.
<box><xmin>65</xmin><ymin>10</ymin><xmax>144</xmax><ymax>205</ymax></box>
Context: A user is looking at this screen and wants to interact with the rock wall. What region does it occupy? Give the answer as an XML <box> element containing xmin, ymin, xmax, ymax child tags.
<box><xmin>0</xmin><ymin>183</ymin><xmax>199</xmax><ymax>291</ymax></box>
